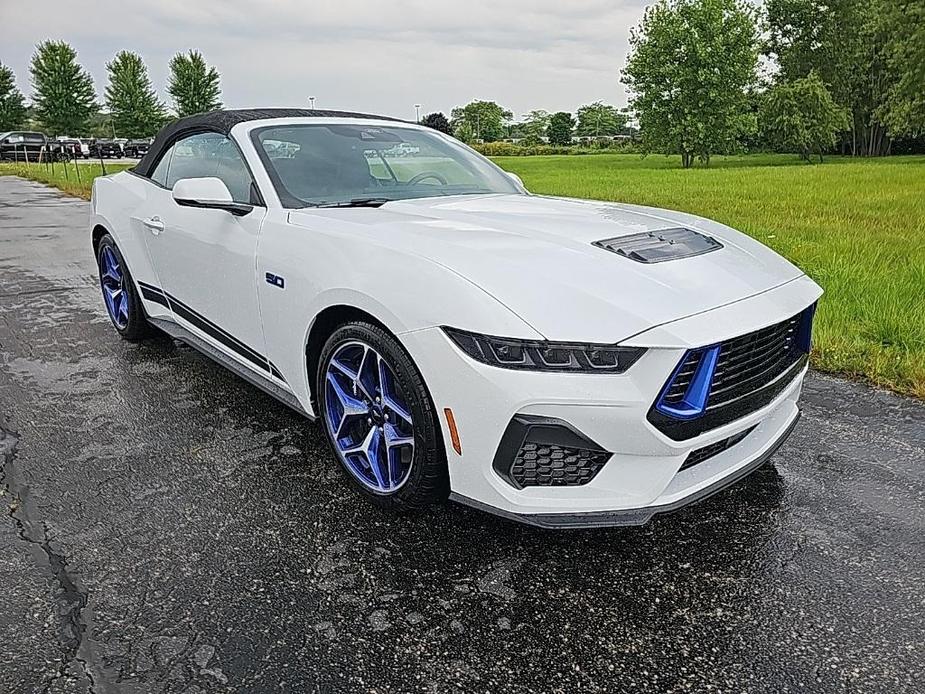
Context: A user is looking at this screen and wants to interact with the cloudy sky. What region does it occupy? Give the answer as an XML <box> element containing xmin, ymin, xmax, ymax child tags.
<box><xmin>1</xmin><ymin>0</ymin><xmax>648</xmax><ymax>121</ymax></box>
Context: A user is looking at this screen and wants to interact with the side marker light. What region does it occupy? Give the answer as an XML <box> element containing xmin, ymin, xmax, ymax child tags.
<box><xmin>444</xmin><ymin>408</ymin><xmax>462</xmax><ymax>455</ymax></box>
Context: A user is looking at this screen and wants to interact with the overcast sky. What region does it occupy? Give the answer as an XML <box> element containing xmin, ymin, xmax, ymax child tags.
<box><xmin>1</xmin><ymin>0</ymin><xmax>648</xmax><ymax>121</ymax></box>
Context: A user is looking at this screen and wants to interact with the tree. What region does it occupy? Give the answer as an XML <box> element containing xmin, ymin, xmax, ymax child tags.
<box><xmin>760</xmin><ymin>72</ymin><xmax>850</xmax><ymax>162</ymax></box>
<box><xmin>450</xmin><ymin>100</ymin><xmax>512</xmax><ymax>142</ymax></box>
<box><xmin>765</xmin><ymin>0</ymin><xmax>894</xmax><ymax>155</ymax></box>
<box><xmin>167</xmin><ymin>50</ymin><xmax>222</xmax><ymax>118</ymax></box>
<box><xmin>877</xmin><ymin>0</ymin><xmax>925</xmax><ymax>137</ymax></box>
<box><xmin>520</xmin><ymin>110</ymin><xmax>550</xmax><ymax>145</ymax></box>
<box><xmin>547</xmin><ymin>112</ymin><xmax>575</xmax><ymax>145</ymax></box>
<box><xmin>0</xmin><ymin>63</ymin><xmax>27</xmax><ymax>131</ymax></box>
<box><xmin>621</xmin><ymin>0</ymin><xmax>759</xmax><ymax>167</ymax></box>
<box><xmin>30</xmin><ymin>41</ymin><xmax>97</xmax><ymax>135</ymax></box>
<box><xmin>575</xmin><ymin>102</ymin><xmax>629</xmax><ymax>137</ymax></box>
<box><xmin>88</xmin><ymin>111</ymin><xmax>116</xmax><ymax>138</ymax></box>
<box><xmin>420</xmin><ymin>112</ymin><xmax>451</xmax><ymax>134</ymax></box>
<box><xmin>105</xmin><ymin>51</ymin><xmax>167</xmax><ymax>138</ymax></box>
<box><xmin>454</xmin><ymin>121</ymin><xmax>475</xmax><ymax>143</ymax></box>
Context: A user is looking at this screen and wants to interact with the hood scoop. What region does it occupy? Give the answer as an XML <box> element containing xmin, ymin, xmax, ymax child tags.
<box><xmin>594</xmin><ymin>228</ymin><xmax>723</xmax><ymax>264</ymax></box>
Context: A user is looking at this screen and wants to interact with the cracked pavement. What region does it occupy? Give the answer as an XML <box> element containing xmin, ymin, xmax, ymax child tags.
<box><xmin>1</xmin><ymin>175</ymin><xmax>923</xmax><ymax>693</ymax></box>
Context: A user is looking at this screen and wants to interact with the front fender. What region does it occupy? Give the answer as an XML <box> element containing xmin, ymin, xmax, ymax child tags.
<box><xmin>256</xmin><ymin>215</ymin><xmax>542</xmax><ymax>414</ymax></box>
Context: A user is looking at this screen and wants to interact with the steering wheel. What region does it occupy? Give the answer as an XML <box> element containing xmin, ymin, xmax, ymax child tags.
<box><xmin>406</xmin><ymin>171</ymin><xmax>448</xmax><ymax>186</ymax></box>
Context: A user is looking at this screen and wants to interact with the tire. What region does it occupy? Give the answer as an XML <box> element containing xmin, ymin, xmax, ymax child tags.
<box><xmin>317</xmin><ymin>321</ymin><xmax>449</xmax><ymax>510</ymax></box>
<box><xmin>96</xmin><ymin>234</ymin><xmax>152</xmax><ymax>342</ymax></box>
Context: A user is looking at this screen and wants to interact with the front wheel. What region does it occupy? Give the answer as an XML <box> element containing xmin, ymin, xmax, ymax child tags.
<box><xmin>96</xmin><ymin>234</ymin><xmax>152</xmax><ymax>341</ymax></box>
<box><xmin>317</xmin><ymin>322</ymin><xmax>449</xmax><ymax>510</ymax></box>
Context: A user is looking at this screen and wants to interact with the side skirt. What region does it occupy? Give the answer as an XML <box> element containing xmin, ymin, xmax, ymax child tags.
<box><xmin>149</xmin><ymin>317</ymin><xmax>314</xmax><ymax>420</ymax></box>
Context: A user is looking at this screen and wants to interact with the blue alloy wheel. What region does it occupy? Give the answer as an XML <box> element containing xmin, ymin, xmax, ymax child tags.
<box><xmin>99</xmin><ymin>246</ymin><xmax>129</xmax><ymax>329</ymax></box>
<box><xmin>323</xmin><ymin>341</ymin><xmax>415</xmax><ymax>493</ymax></box>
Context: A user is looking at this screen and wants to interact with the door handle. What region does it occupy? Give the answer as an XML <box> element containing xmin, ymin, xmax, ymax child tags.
<box><xmin>142</xmin><ymin>216</ymin><xmax>165</xmax><ymax>234</ymax></box>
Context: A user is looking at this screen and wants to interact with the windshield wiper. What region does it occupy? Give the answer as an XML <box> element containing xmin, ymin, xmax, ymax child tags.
<box><xmin>314</xmin><ymin>197</ymin><xmax>393</xmax><ymax>208</ymax></box>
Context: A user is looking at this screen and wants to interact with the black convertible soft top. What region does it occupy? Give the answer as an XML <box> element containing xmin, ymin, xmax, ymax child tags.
<box><xmin>134</xmin><ymin>108</ymin><xmax>401</xmax><ymax>177</ymax></box>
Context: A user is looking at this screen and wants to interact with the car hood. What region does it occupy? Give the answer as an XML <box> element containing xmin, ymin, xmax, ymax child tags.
<box><xmin>289</xmin><ymin>194</ymin><xmax>805</xmax><ymax>343</ymax></box>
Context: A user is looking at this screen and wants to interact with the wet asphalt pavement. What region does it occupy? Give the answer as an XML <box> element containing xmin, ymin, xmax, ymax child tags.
<box><xmin>0</xmin><ymin>176</ymin><xmax>923</xmax><ymax>693</ymax></box>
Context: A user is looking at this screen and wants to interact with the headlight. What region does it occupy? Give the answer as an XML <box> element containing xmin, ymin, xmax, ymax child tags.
<box><xmin>442</xmin><ymin>327</ymin><xmax>646</xmax><ymax>374</ymax></box>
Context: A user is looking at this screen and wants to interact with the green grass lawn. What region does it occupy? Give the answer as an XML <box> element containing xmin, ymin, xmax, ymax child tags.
<box><xmin>3</xmin><ymin>154</ymin><xmax>923</xmax><ymax>397</ymax></box>
<box><xmin>492</xmin><ymin>153</ymin><xmax>925</xmax><ymax>397</ymax></box>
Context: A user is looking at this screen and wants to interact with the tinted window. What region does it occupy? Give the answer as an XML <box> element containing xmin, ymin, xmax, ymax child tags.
<box><xmin>151</xmin><ymin>145</ymin><xmax>173</xmax><ymax>186</ymax></box>
<box><xmin>167</xmin><ymin>133</ymin><xmax>254</xmax><ymax>203</ymax></box>
<box><xmin>253</xmin><ymin>124</ymin><xmax>522</xmax><ymax>208</ymax></box>
<box><xmin>151</xmin><ymin>132</ymin><xmax>255</xmax><ymax>203</ymax></box>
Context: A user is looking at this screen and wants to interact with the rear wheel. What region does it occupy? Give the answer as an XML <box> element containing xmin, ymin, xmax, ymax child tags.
<box><xmin>97</xmin><ymin>234</ymin><xmax>151</xmax><ymax>341</ymax></box>
<box><xmin>317</xmin><ymin>322</ymin><xmax>449</xmax><ymax>510</ymax></box>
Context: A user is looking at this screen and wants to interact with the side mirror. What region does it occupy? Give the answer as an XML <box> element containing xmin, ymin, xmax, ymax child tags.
<box><xmin>172</xmin><ymin>177</ymin><xmax>252</xmax><ymax>216</ymax></box>
<box><xmin>506</xmin><ymin>171</ymin><xmax>526</xmax><ymax>190</ymax></box>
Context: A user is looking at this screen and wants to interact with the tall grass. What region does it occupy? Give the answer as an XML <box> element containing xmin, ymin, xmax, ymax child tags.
<box><xmin>493</xmin><ymin>154</ymin><xmax>925</xmax><ymax>397</ymax></box>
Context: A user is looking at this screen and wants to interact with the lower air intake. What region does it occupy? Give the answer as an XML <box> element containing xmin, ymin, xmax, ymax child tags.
<box><xmin>510</xmin><ymin>442</ymin><xmax>610</xmax><ymax>487</ymax></box>
<box><xmin>680</xmin><ymin>427</ymin><xmax>755</xmax><ymax>472</ymax></box>
<box><xmin>493</xmin><ymin>415</ymin><xmax>611</xmax><ymax>489</ymax></box>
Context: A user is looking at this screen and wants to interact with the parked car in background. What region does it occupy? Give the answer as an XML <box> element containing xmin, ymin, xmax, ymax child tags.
<box><xmin>122</xmin><ymin>139</ymin><xmax>152</xmax><ymax>158</ymax></box>
<box><xmin>55</xmin><ymin>138</ymin><xmax>84</xmax><ymax>160</ymax></box>
<box><xmin>89</xmin><ymin>139</ymin><xmax>123</xmax><ymax>158</ymax></box>
<box><xmin>77</xmin><ymin>138</ymin><xmax>91</xmax><ymax>158</ymax></box>
<box><xmin>0</xmin><ymin>131</ymin><xmax>48</xmax><ymax>161</ymax></box>
<box><xmin>43</xmin><ymin>138</ymin><xmax>64</xmax><ymax>160</ymax></box>
<box><xmin>385</xmin><ymin>142</ymin><xmax>422</xmax><ymax>156</ymax></box>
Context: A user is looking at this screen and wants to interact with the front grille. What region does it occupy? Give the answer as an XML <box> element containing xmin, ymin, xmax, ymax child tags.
<box><xmin>661</xmin><ymin>313</ymin><xmax>803</xmax><ymax>409</ymax></box>
<box><xmin>510</xmin><ymin>442</ymin><xmax>610</xmax><ymax>488</ymax></box>
<box><xmin>709</xmin><ymin>313</ymin><xmax>802</xmax><ymax>407</ymax></box>
<box><xmin>680</xmin><ymin>427</ymin><xmax>755</xmax><ymax>472</ymax></box>
<box><xmin>661</xmin><ymin>350</ymin><xmax>702</xmax><ymax>405</ymax></box>
<box><xmin>648</xmin><ymin>304</ymin><xmax>815</xmax><ymax>440</ymax></box>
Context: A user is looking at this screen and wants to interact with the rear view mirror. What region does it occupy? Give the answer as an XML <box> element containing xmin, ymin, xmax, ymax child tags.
<box><xmin>172</xmin><ymin>177</ymin><xmax>252</xmax><ymax>216</ymax></box>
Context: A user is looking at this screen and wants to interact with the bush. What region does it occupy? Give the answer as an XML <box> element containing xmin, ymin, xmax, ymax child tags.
<box><xmin>471</xmin><ymin>140</ymin><xmax>640</xmax><ymax>157</ymax></box>
<box><xmin>472</xmin><ymin>141</ymin><xmax>525</xmax><ymax>156</ymax></box>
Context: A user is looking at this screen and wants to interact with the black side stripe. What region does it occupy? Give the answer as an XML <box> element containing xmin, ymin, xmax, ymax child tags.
<box><xmin>139</xmin><ymin>282</ymin><xmax>169</xmax><ymax>308</ymax></box>
<box><xmin>166</xmin><ymin>293</ymin><xmax>267</xmax><ymax>369</ymax></box>
<box><xmin>137</xmin><ymin>280</ymin><xmax>286</xmax><ymax>383</ymax></box>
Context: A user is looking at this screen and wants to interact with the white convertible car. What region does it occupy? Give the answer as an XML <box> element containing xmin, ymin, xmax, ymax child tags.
<box><xmin>90</xmin><ymin>109</ymin><xmax>822</xmax><ymax>528</ymax></box>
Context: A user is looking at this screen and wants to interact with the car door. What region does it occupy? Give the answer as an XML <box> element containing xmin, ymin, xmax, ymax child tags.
<box><xmin>137</xmin><ymin>132</ymin><xmax>272</xmax><ymax>378</ymax></box>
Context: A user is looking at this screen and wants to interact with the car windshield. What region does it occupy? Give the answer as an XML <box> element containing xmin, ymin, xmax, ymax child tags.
<box><xmin>252</xmin><ymin>123</ymin><xmax>522</xmax><ymax>208</ymax></box>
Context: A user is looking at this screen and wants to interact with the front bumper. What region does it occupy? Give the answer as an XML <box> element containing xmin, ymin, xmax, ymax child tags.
<box><xmin>399</xmin><ymin>276</ymin><xmax>821</xmax><ymax>527</ymax></box>
<box><xmin>451</xmin><ymin>409</ymin><xmax>800</xmax><ymax>528</ymax></box>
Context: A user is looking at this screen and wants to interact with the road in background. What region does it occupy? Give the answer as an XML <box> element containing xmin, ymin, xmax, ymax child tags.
<box><xmin>1</xmin><ymin>176</ymin><xmax>923</xmax><ymax>693</ymax></box>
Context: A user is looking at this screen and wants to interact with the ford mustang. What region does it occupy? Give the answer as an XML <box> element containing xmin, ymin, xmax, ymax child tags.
<box><xmin>89</xmin><ymin>109</ymin><xmax>822</xmax><ymax>528</ymax></box>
